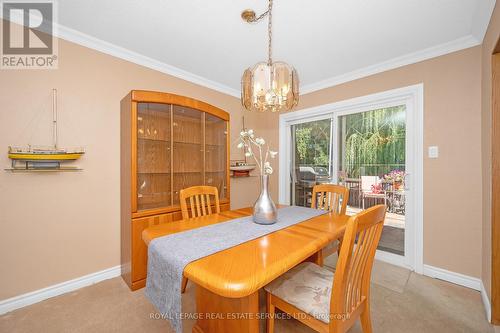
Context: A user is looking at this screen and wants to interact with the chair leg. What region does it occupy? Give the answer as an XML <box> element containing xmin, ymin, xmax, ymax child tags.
<box><xmin>266</xmin><ymin>292</ymin><xmax>275</xmax><ymax>333</ymax></box>
<box><xmin>360</xmin><ymin>303</ymin><xmax>373</xmax><ymax>333</ymax></box>
<box><xmin>337</xmin><ymin>237</ymin><xmax>343</xmax><ymax>257</ymax></box>
<box><xmin>181</xmin><ymin>277</ymin><xmax>188</xmax><ymax>294</ymax></box>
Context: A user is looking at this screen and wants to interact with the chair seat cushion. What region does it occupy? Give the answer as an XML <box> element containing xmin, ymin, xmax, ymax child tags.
<box><xmin>264</xmin><ymin>262</ymin><xmax>333</xmax><ymax>323</ymax></box>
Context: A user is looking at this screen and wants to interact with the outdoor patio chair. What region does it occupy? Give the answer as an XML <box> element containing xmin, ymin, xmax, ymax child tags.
<box><xmin>360</xmin><ymin>176</ymin><xmax>387</xmax><ymax>209</ymax></box>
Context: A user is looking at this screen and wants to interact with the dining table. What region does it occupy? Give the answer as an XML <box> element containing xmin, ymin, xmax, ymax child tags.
<box><xmin>142</xmin><ymin>206</ymin><xmax>350</xmax><ymax>333</ymax></box>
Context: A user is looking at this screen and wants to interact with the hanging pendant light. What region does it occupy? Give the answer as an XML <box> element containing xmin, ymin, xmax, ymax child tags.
<box><xmin>241</xmin><ymin>0</ymin><xmax>299</xmax><ymax>112</ymax></box>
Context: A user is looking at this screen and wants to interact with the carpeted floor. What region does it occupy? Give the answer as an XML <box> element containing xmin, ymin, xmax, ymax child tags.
<box><xmin>0</xmin><ymin>258</ymin><xmax>494</xmax><ymax>333</ymax></box>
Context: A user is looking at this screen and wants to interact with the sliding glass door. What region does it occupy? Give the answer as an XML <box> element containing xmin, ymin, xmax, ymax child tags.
<box><xmin>337</xmin><ymin>106</ymin><xmax>406</xmax><ymax>256</ymax></box>
<box><xmin>288</xmin><ymin>105</ymin><xmax>408</xmax><ymax>258</ymax></box>
<box><xmin>290</xmin><ymin>118</ymin><xmax>332</xmax><ymax>207</ymax></box>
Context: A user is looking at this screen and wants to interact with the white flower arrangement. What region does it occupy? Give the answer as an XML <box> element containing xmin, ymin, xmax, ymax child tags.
<box><xmin>237</xmin><ymin>129</ymin><xmax>277</xmax><ymax>175</ymax></box>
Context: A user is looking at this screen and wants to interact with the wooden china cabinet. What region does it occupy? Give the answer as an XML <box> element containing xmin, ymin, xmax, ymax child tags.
<box><xmin>120</xmin><ymin>90</ymin><xmax>230</xmax><ymax>290</ymax></box>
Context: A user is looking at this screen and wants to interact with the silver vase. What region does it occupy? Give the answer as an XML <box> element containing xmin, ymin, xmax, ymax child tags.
<box><xmin>253</xmin><ymin>174</ymin><xmax>277</xmax><ymax>225</ymax></box>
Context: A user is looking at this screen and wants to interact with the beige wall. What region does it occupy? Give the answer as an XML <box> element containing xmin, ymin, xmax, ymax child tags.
<box><xmin>0</xmin><ymin>36</ymin><xmax>261</xmax><ymax>300</ymax></box>
<box><xmin>481</xmin><ymin>2</ymin><xmax>500</xmax><ymax>303</ymax></box>
<box><xmin>258</xmin><ymin>46</ymin><xmax>483</xmax><ymax>278</ymax></box>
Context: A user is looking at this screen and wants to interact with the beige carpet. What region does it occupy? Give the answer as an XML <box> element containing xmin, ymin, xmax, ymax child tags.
<box><xmin>0</xmin><ymin>259</ymin><xmax>494</xmax><ymax>333</ymax></box>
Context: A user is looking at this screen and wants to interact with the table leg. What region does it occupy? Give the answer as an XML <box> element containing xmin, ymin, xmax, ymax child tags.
<box><xmin>303</xmin><ymin>250</ymin><xmax>324</xmax><ymax>266</ymax></box>
<box><xmin>192</xmin><ymin>285</ymin><xmax>260</xmax><ymax>333</ymax></box>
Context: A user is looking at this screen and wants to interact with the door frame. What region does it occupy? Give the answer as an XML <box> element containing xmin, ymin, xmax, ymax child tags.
<box><xmin>279</xmin><ymin>84</ymin><xmax>424</xmax><ymax>273</ymax></box>
<box><xmin>492</xmin><ymin>51</ymin><xmax>500</xmax><ymax>325</ymax></box>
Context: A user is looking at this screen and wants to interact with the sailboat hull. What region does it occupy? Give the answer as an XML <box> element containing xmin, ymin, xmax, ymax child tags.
<box><xmin>8</xmin><ymin>152</ymin><xmax>84</xmax><ymax>161</ymax></box>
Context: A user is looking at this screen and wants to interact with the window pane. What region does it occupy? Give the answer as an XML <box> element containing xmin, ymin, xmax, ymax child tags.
<box><xmin>205</xmin><ymin>114</ymin><xmax>227</xmax><ymax>199</ymax></box>
<box><xmin>172</xmin><ymin>106</ymin><xmax>203</xmax><ymax>205</ymax></box>
<box><xmin>136</xmin><ymin>102</ymin><xmax>171</xmax><ymax>211</ymax></box>
<box><xmin>338</xmin><ymin>105</ymin><xmax>406</xmax><ymax>256</ymax></box>
<box><xmin>290</xmin><ymin>118</ymin><xmax>332</xmax><ymax>207</ymax></box>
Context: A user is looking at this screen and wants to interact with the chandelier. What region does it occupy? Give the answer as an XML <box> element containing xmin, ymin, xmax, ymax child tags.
<box><xmin>241</xmin><ymin>0</ymin><xmax>299</xmax><ymax>112</ymax></box>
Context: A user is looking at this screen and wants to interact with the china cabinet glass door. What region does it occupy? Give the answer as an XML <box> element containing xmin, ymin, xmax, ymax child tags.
<box><xmin>136</xmin><ymin>103</ymin><xmax>172</xmax><ymax>211</ymax></box>
<box><xmin>205</xmin><ymin>113</ymin><xmax>227</xmax><ymax>199</ymax></box>
<box><xmin>172</xmin><ymin>105</ymin><xmax>203</xmax><ymax>205</ymax></box>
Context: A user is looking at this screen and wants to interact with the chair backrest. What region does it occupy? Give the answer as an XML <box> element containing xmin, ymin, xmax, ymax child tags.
<box><xmin>179</xmin><ymin>186</ymin><xmax>220</xmax><ymax>219</ymax></box>
<box><xmin>311</xmin><ymin>184</ymin><xmax>349</xmax><ymax>215</ymax></box>
<box><xmin>360</xmin><ymin>176</ymin><xmax>379</xmax><ymax>192</ymax></box>
<box><xmin>329</xmin><ymin>205</ymin><xmax>386</xmax><ymax>332</ymax></box>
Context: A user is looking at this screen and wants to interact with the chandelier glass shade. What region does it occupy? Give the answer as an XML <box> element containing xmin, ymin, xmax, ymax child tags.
<box><xmin>241</xmin><ymin>0</ymin><xmax>299</xmax><ymax>112</ymax></box>
<box><xmin>242</xmin><ymin>61</ymin><xmax>299</xmax><ymax>112</ymax></box>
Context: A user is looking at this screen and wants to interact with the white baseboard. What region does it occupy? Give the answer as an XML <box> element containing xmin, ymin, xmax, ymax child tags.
<box><xmin>423</xmin><ymin>264</ymin><xmax>481</xmax><ymax>291</ymax></box>
<box><xmin>0</xmin><ymin>265</ymin><xmax>121</xmax><ymax>315</ymax></box>
<box><xmin>481</xmin><ymin>280</ymin><xmax>492</xmax><ymax>323</ymax></box>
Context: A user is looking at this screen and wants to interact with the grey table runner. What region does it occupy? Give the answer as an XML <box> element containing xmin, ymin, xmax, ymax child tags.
<box><xmin>145</xmin><ymin>206</ymin><xmax>325</xmax><ymax>333</ymax></box>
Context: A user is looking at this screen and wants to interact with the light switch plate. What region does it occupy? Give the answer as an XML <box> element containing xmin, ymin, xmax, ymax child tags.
<box><xmin>428</xmin><ymin>146</ymin><xmax>439</xmax><ymax>158</ymax></box>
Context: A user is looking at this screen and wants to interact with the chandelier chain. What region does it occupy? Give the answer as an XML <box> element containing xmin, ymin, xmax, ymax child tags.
<box><xmin>241</xmin><ymin>0</ymin><xmax>299</xmax><ymax>113</ymax></box>
<box><xmin>246</xmin><ymin>0</ymin><xmax>273</xmax><ymax>65</ymax></box>
<box><xmin>267</xmin><ymin>0</ymin><xmax>273</xmax><ymax>65</ymax></box>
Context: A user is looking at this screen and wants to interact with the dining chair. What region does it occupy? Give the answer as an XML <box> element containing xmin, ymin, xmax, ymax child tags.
<box><xmin>265</xmin><ymin>204</ymin><xmax>386</xmax><ymax>333</ymax></box>
<box><xmin>178</xmin><ymin>185</ymin><xmax>220</xmax><ymax>293</ymax></box>
<box><xmin>311</xmin><ymin>184</ymin><xmax>349</xmax><ymax>259</ymax></box>
<box><xmin>311</xmin><ymin>184</ymin><xmax>349</xmax><ymax>215</ymax></box>
<box><xmin>179</xmin><ymin>185</ymin><xmax>220</xmax><ymax>220</ymax></box>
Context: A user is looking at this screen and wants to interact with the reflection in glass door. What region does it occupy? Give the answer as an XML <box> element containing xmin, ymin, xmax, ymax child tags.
<box><xmin>290</xmin><ymin>118</ymin><xmax>332</xmax><ymax>207</ymax></box>
<box><xmin>338</xmin><ymin>106</ymin><xmax>406</xmax><ymax>256</ymax></box>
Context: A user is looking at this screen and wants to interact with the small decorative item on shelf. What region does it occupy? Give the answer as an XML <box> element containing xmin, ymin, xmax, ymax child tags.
<box><xmin>384</xmin><ymin>169</ymin><xmax>406</xmax><ymax>190</ymax></box>
<box><xmin>237</xmin><ymin>129</ymin><xmax>278</xmax><ymax>225</ymax></box>
<box><xmin>230</xmin><ymin>160</ymin><xmax>256</xmax><ymax>177</ymax></box>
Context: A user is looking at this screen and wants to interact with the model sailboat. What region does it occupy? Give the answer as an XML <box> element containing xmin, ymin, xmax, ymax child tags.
<box><xmin>7</xmin><ymin>89</ymin><xmax>84</xmax><ymax>171</ymax></box>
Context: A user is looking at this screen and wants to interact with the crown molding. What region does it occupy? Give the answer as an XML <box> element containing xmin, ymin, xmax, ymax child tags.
<box><xmin>54</xmin><ymin>24</ymin><xmax>240</xmax><ymax>98</ymax></box>
<box><xmin>300</xmin><ymin>34</ymin><xmax>480</xmax><ymax>95</ymax></box>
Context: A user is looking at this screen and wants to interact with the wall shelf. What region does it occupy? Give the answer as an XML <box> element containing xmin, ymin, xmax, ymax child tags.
<box><xmin>5</xmin><ymin>168</ymin><xmax>83</xmax><ymax>172</ymax></box>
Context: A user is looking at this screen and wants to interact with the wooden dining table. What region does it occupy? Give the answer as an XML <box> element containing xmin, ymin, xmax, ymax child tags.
<box><xmin>142</xmin><ymin>206</ymin><xmax>350</xmax><ymax>333</ymax></box>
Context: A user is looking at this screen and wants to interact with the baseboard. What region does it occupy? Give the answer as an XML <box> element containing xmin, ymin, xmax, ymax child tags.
<box><xmin>0</xmin><ymin>265</ymin><xmax>121</xmax><ymax>315</ymax></box>
<box><xmin>423</xmin><ymin>264</ymin><xmax>481</xmax><ymax>291</ymax></box>
<box><xmin>480</xmin><ymin>280</ymin><xmax>492</xmax><ymax>323</ymax></box>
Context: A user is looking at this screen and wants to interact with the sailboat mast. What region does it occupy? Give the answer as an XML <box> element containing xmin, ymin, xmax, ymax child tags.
<box><xmin>52</xmin><ymin>89</ymin><xmax>58</xmax><ymax>149</ymax></box>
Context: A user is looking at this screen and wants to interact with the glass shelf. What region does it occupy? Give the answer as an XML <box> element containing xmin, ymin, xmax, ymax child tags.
<box><xmin>173</xmin><ymin>140</ymin><xmax>202</xmax><ymax>145</ymax></box>
<box><xmin>137</xmin><ymin>171</ymin><xmax>171</xmax><ymax>175</ymax></box>
<box><xmin>138</xmin><ymin>137</ymin><xmax>170</xmax><ymax>143</ymax></box>
<box><xmin>173</xmin><ymin>171</ymin><xmax>203</xmax><ymax>173</ymax></box>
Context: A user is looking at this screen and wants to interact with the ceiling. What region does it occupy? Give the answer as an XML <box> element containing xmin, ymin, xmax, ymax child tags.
<box><xmin>52</xmin><ymin>1</ymin><xmax>496</xmax><ymax>96</ymax></box>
